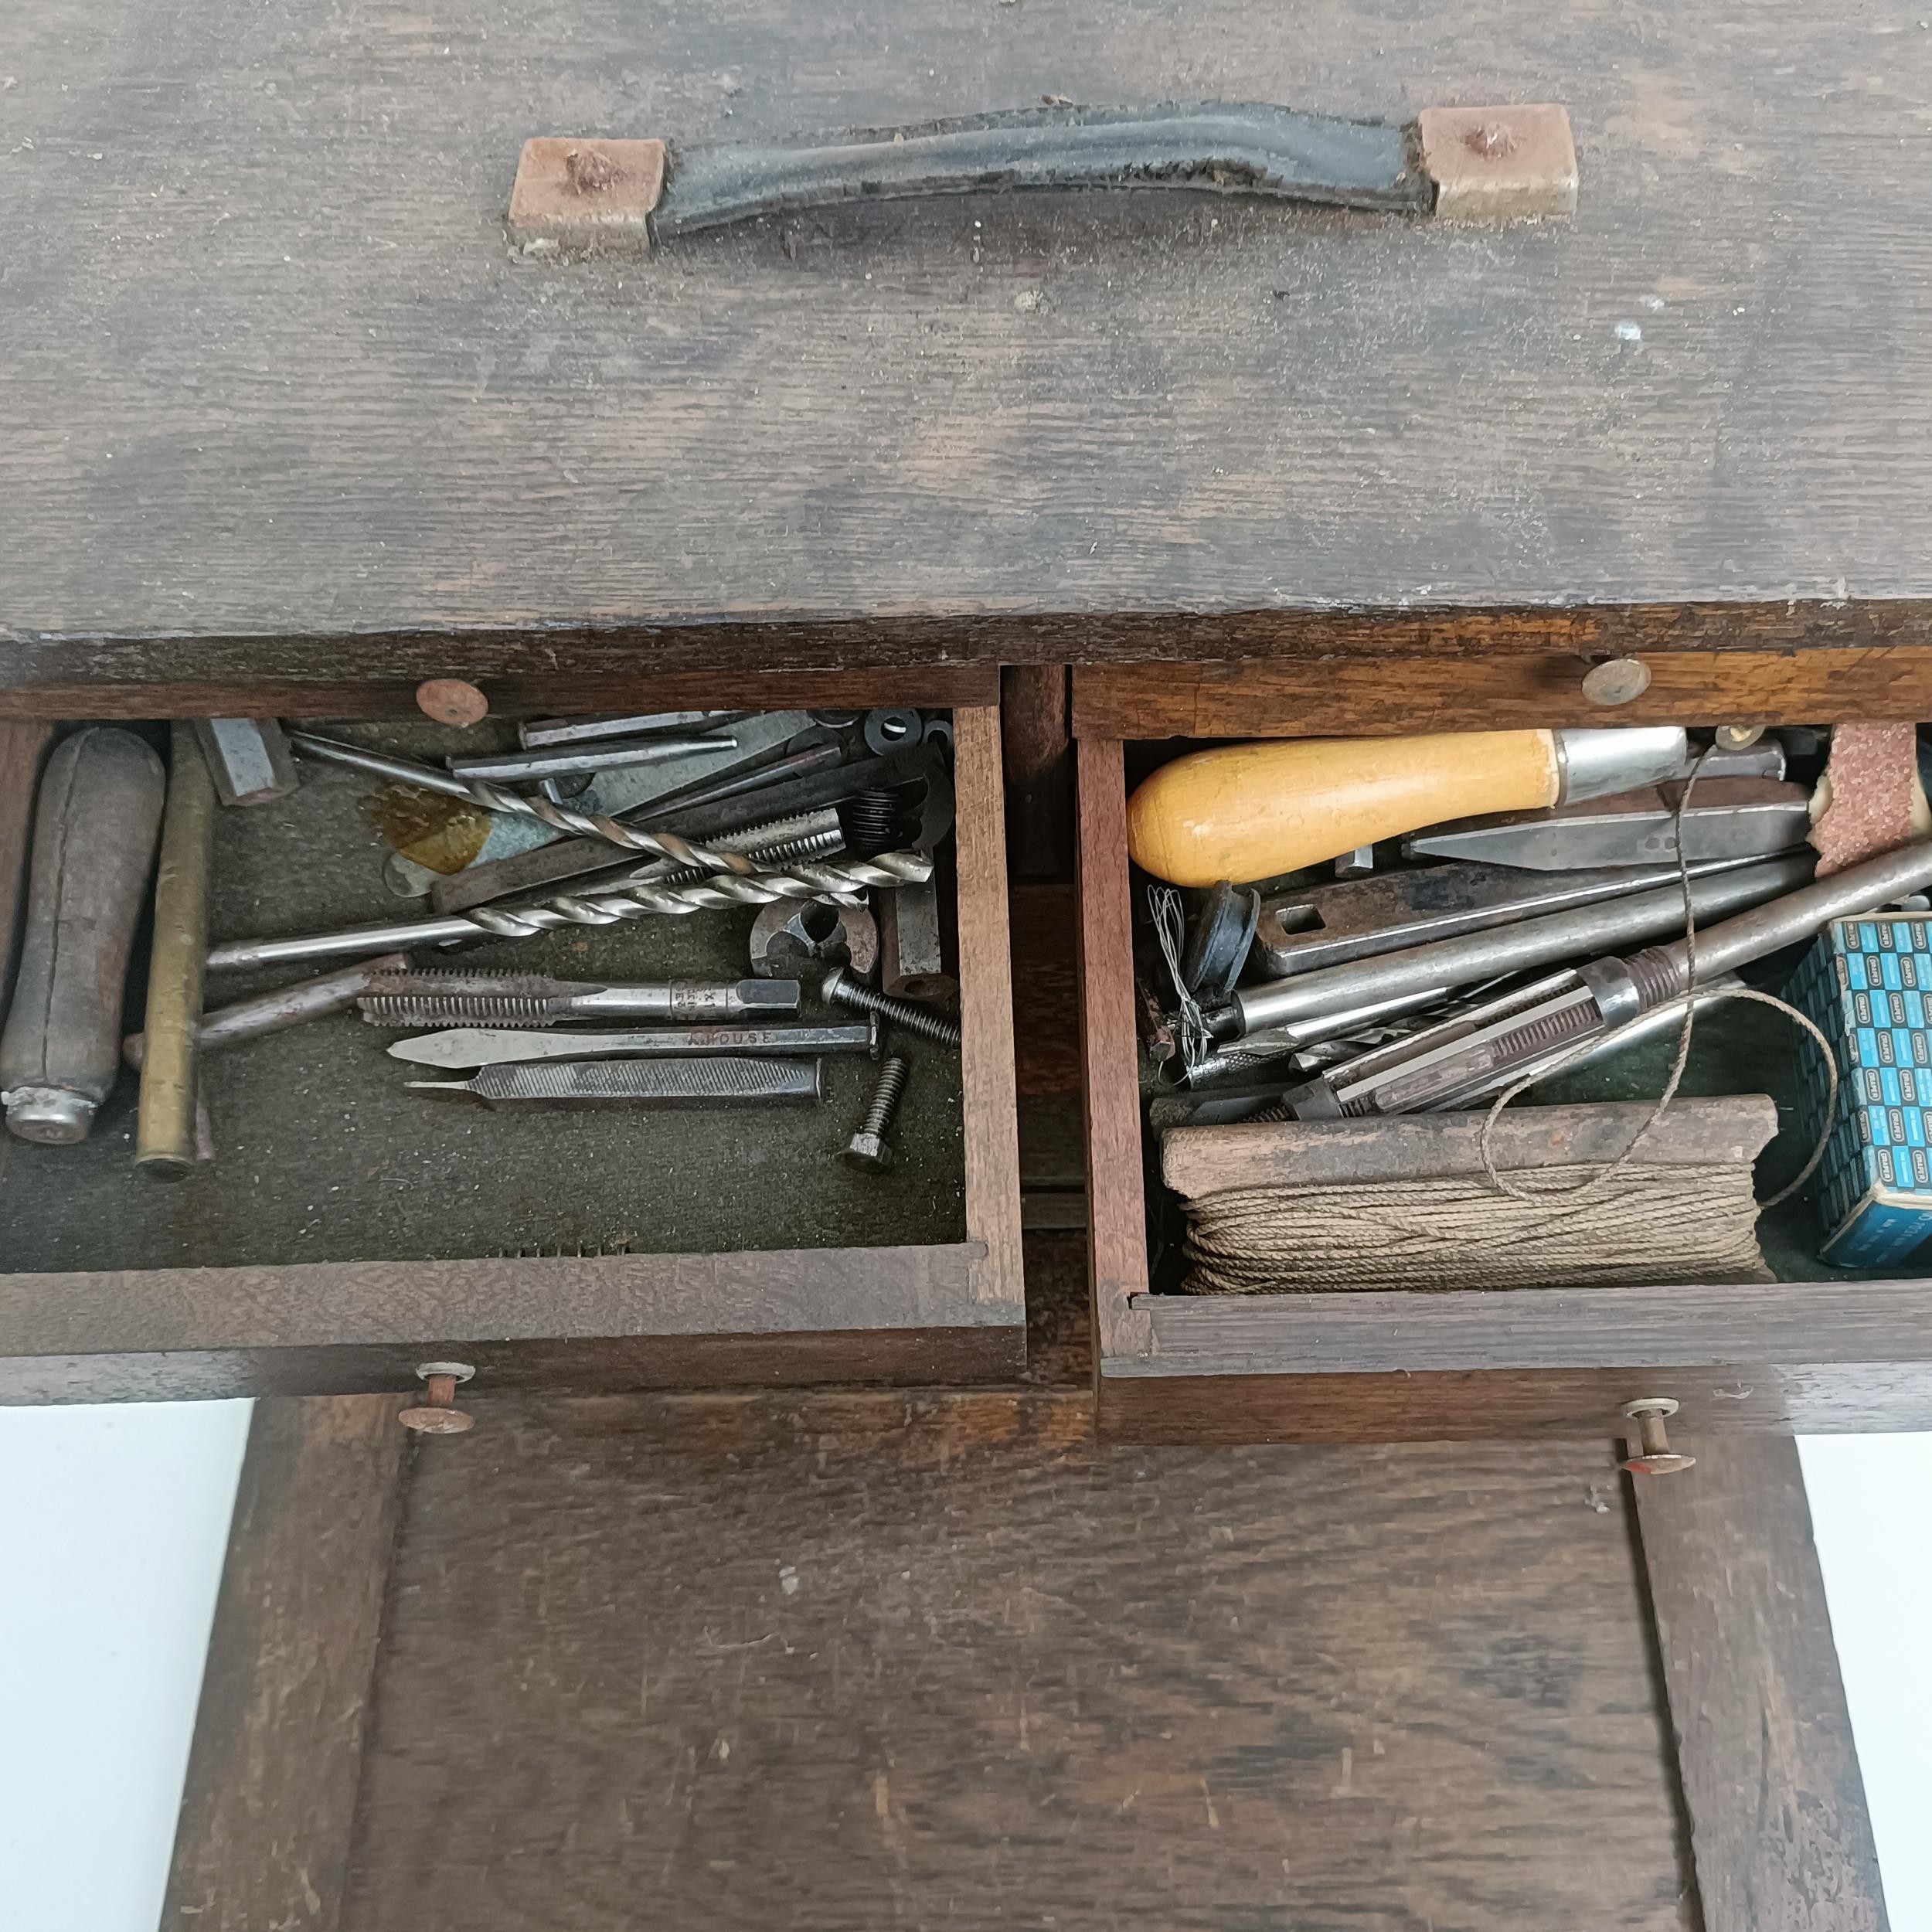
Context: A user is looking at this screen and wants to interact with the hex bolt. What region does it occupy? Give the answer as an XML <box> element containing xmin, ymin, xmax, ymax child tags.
<box><xmin>821</xmin><ymin>965</ymin><xmax>961</xmax><ymax>1048</ymax></box>
<box><xmin>1618</xmin><ymin>1396</ymin><xmax>1695</xmax><ymax>1476</ymax></box>
<box><xmin>846</xmin><ymin>1055</ymin><xmax>910</xmax><ymax>1172</ymax></box>
<box><xmin>399</xmin><ymin>1360</ymin><xmax>477</xmax><ymax>1435</ymax></box>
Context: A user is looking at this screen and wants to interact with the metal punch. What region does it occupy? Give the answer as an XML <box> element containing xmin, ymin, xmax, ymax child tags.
<box><xmin>389</xmin><ymin>1015</ymin><xmax>880</xmax><ymax>1069</ymax></box>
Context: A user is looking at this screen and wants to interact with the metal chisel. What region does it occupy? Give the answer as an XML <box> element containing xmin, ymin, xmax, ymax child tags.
<box><xmin>389</xmin><ymin>1015</ymin><xmax>880</xmax><ymax>1068</ymax></box>
<box><xmin>407</xmin><ymin>1056</ymin><xmax>824</xmax><ymax>1107</ymax></box>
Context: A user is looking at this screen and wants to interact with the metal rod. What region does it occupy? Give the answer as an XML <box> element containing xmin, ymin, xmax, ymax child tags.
<box><xmin>288</xmin><ymin>730</ymin><xmax>832</xmax><ymax>873</ymax></box>
<box><xmin>519</xmin><ymin>710</ymin><xmax>747</xmax><ymax>747</ymax></box>
<box><xmin>125</xmin><ymin>952</ymin><xmax>412</xmax><ymax>1066</ymax></box>
<box><xmin>137</xmin><ymin>724</ymin><xmax>216</xmax><ymax>1178</ymax></box>
<box><xmin>444</xmin><ymin>735</ymin><xmax>736</xmax><ymax>784</ymax></box>
<box><xmin>207</xmin><ymin>849</ymin><xmax>934</xmax><ymax>971</ymax></box>
<box><xmin>1220</xmin><ymin>855</ymin><xmax>1813</xmax><ymax>1039</ymax></box>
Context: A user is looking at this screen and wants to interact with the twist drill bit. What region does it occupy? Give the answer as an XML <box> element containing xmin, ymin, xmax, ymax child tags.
<box><xmin>289</xmin><ymin>730</ymin><xmax>833</xmax><ymax>874</ymax></box>
<box><xmin>207</xmin><ymin>850</ymin><xmax>934</xmax><ymax>971</ymax></box>
<box><xmin>356</xmin><ymin>971</ymin><xmax>801</xmax><ymax>1029</ymax></box>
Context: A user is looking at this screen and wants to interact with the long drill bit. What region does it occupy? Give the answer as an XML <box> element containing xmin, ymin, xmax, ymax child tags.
<box><xmin>207</xmin><ymin>849</ymin><xmax>934</xmax><ymax>971</ymax></box>
<box><xmin>289</xmin><ymin>729</ymin><xmax>859</xmax><ymax>876</ymax></box>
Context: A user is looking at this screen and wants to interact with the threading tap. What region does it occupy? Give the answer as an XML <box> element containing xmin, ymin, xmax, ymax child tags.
<box><xmin>821</xmin><ymin>966</ymin><xmax>961</xmax><ymax>1047</ymax></box>
<box><xmin>846</xmin><ymin>1056</ymin><xmax>910</xmax><ymax>1172</ymax></box>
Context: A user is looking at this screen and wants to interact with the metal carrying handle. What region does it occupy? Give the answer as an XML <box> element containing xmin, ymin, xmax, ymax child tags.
<box><xmin>508</xmin><ymin>101</ymin><xmax>1577</xmax><ymax>253</ymax></box>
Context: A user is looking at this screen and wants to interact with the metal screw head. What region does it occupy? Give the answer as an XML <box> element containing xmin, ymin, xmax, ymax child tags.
<box><xmin>845</xmin><ymin>1130</ymin><xmax>893</xmax><ymax>1173</ymax></box>
<box><xmin>1715</xmin><ymin>724</ymin><xmax>1767</xmax><ymax>750</ymax></box>
<box><xmin>1621</xmin><ymin>1449</ymin><xmax>1696</xmax><ymax>1476</ymax></box>
<box><xmin>416</xmin><ymin>679</ymin><xmax>489</xmax><ymax>727</ymax></box>
<box><xmin>1580</xmin><ymin>658</ymin><xmax>1652</xmax><ymax>706</ymax></box>
<box><xmin>1621</xmin><ymin>1397</ymin><xmax>1679</xmax><ymax>1420</ymax></box>
<box><xmin>400</xmin><ymin>1403</ymin><xmax>476</xmax><ymax>1435</ymax></box>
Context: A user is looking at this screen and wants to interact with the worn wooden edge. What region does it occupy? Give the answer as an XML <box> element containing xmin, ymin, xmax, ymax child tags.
<box><xmin>163</xmin><ymin>1396</ymin><xmax>413</xmax><ymax>1932</ymax></box>
<box><xmin>1075</xmin><ymin>738</ymin><xmax>1152</xmax><ymax>1365</ymax></box>
<box><xmin>0</xmin><ymin>1243</ymin><xmax>1033</xmax><ymax>1403</ymax></box>
<box><xmin>0</xmin><ymin>720</ymin><xmax>55</xmax><ymax>1004</ymax></box>
<box><xmin>1097</xmin><ymin>1361</ymin><xmax>1932</xmax><ymax>1444</ymax></box>
<box><xmin>0</xmin><ymin>662</ymin><xmax>999</xmax><ymax>721</ymax></box>
<box><xmin>1129</xmin><ymin>1281</ymin><xmax>1932</xmax><ymax>1373</ymax></box>
<box><xmin>1161</xmin><ymin>1096</ymin><xmax>1778</xmax><ymax>1196</ymax></box>
<box><xmin>1632</xmin><ymin>1437</ymin><xmax>1891</xmax><ymax>1932</ymax></box>
<box><xmin>4</xmin><ymin>1320</ymin><xmax>1029</xmax><ymax>1406</ymax></box>
<box><xmin>10</xmin><ymin>600</ymin><xmax>1932</xmax><ymax>707</ymax></box>
<box><xmin>952</xmin><ymin>705</ymin><xmax>1026</xmax><ymax>1316</ymax></box>
<box><xmin>1072</xmin><ymin>644</ymin><xmax>1932</xmax><ymax>738</ymax></box>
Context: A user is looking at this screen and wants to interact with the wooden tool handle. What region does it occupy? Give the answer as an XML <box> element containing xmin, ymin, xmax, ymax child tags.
<box><xmin>1126</xmin><ymin>730</ymin><xmax>1563</xmax><ymax>886</ymax></box>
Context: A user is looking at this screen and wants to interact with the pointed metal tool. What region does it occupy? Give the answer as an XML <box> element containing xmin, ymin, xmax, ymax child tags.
<box><xmin>389</xmin><ymin>1015</ymin><xmax>880</xmax><ymax>1069</ymax></box>
<box><xmin>1403</xmin><ymin>779</ymin><xmax>1812</xmax><ymax>871</ymax></box>
<box><xmin>407</xmin><ymin>1056</ymin><xmax>825</xmax><ymax>1107</ymax></box>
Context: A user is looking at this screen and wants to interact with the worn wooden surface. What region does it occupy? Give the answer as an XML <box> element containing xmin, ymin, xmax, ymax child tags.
<box><xmin>7</xmin><ymin>1</ymin><xmax>1932</xmax><ymax>679</ymax></box>
<box><xmin>952</xmin><ymin>706</ymin><xmax>1026</xmax><ymax>1315</ymax></box>
<box><xmin>1077</xmin><ymin>739</ymin><xmax>1152</xmax><ymax>1366</ymax></box>
<box><xmin>0</xmin><ymin>1243</ymin><xmax>1026</xmax><ymax>1403</ymax></box>
<box><xmin>1075</xmin><ymin>645</ymin><xmax>1932</xmax><ymax>738</ymax></box>
<box><xmin>164</xmin><ymin>1396</ymin><xmax>411</xmax><ymax>1932</ymax></box>
<box><xmin>1000</xmin><ymin>665</ymin><xmax>1073</xmax><ymax>877</ymax></box>
<box><xmin>0</xmin><ymin>722</ymin><xmax>55</xmax><ymax>1002</ymax></box>
<box><xmin>337</xmin><ymin>1390</ymin><xmax>1695</xmax><ymax>1932</ymax></box>
<box><xmin>1634</xmin><ymin>1437</ymin><xmax>1890</xmax><ymax>1932</ymax></box>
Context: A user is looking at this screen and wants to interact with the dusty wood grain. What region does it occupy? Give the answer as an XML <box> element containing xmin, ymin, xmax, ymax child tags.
<box><xmin>952</xmin><ymin>705</ymin><xmax>1025</xmax><ymax>1315</ymax></box>
<box><xmin>1073</xmin><ymin>645</ymin><xmax>1932</xmax><ymax>738</ymax></box>
<box><xmin>0</xmin><ymin>663</ymin><xmax>999</xmax><ymax>722</ymax></box>
<box><xmin>1134</xmin><ymin>1281</ymin><xmax>1932</xmax><ymax>1373</ymax></box>
<box><xmin>338</xmin><ymin>1391</ymin><xmax>1695</xmax><ymax>1932</ymax></box>
<box><xmin>1000</xmin><ymin>664</ymin><xmax>1072</xmax><ymax>876</ymax></box>
<box><xmin>1009</xmin><ymin>882</ymin><xmax>1082</xmax><ymax>1097</ymax></box>
<box><xmin>1634</xmin><ymin>1437</ymin><xmax>1890</xmax><ymax>1932</ymax></box>
<box><xmin>0</xmin><ymin>1244</ymin><xmax>1029</xmax><ymax>1402</ymax></box>
<box><xmin>1097</xmin><ymin>1362</ymin><xmax>1932</xmax><ymax>1443</ymax></box>
<box><xmin>1076</xmin><ymin>739</ymin><xmax>1151</xmax><ymax>1364</ymax></box>
<box><xmin>8</xmin><ymin>3</ymin><xmax>1932</xmax><ymax>667</ymax></box>
<box><xmin>1162</xmin><ymin>1097</ymin><xmax>1778</xmax><ymax>1197</ymax></box>
<box><xmin>164</xmin><ymin>1396</ymin><xmax>410</xmax><ymax>1932</ymax></box>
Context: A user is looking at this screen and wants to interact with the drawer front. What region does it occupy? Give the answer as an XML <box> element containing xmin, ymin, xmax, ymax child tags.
<box><xmin>1074</xmin><ymin>646</ymin><xmax>1932</xmax><ymax>737</ymax></box>
<box><xmin>0</xmin><ymin>705</ymin><xmax>1022</xmax><ymax>1403</ymax></box>
<box><xmin>1074</xmin><ymin>733</ymin><xmax>1932</xmax><ymax>1447</ymax></box>
<box><xmin>0</xmin><ymin>659</ymin><xmax>1001</xmax><ymax>724</ymax></box>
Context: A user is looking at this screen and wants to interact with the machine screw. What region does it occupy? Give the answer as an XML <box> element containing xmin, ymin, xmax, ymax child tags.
<box><xmin>846</xmin><ymin>1056</ymin><xmax>910</xmax><ymax>1172</ymax></box>
<box><xmin>821</xmin><ymin>965</ymin><xmax>961</xmax><ymax>1047</ymax></box>
<box><xmin>1618</xmin><ymin>1396</ymin><xmax>1695</xmax><ymax>1476</ymax></box>
<box><xmin>399</xmin><ymin>1361</ymin><xmax>476</xmax><ymax>1435</ymax></box>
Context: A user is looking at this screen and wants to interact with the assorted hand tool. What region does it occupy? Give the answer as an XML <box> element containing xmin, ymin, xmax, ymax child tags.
<box><xmin>387</xmin><ymin>1017</ymin><xmax>880</xmax><ymax>1069</ymax></box>
<box><xmin>0</xmin><ymin>709</ymin><xmax>964</xmax><ymax>1224</ymax></box>
<box><xmin>1137</xmin><ymin>723</ymin><xmax>1932</xmax><ymax>1277</ymax></box>
<box><xmin>1</xmin><ymin>728</ymin><xmax>166</xmax><ymax>1144</ymax></box>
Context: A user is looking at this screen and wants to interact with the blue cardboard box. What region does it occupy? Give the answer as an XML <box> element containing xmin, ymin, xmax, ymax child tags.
<box><xmin>1787</xmin><ymin>915</ymin><xmax>1932</xmax><ymax>1268</ymax></box>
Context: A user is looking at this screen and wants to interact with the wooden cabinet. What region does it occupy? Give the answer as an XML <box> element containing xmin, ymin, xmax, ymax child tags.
<box><xmin>0</xmin><ymin>696</ymin><xmax>1023</xmax><ymax>1404</ymax></box>
<box><xmin>1074</xmin><ymin>671</ymin><xmax>1932</xmax><ymax>1444</ymax></box>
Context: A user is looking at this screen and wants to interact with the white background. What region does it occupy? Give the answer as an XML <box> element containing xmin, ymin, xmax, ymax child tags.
<box><xmin>1</xmin><ymin>1406</ymin><xmax>1925</xmax><ymax>1930</ymax></box>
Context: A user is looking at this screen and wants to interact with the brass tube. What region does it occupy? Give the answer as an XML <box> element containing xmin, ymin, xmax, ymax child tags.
<box><xmin>137</xmin><ymin>724</ymin><xmax>216</xmax><ymax>1177</ymax></box>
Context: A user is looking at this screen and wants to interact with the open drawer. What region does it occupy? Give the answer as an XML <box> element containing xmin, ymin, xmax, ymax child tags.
<box><xmin>1074</xmin><ymin>673</ymin><xmax>1932</xmax><ymax>1447</ymax></box>
<box><xmin>0</xmin><ymin>689</ymin><xmax>1022</xmax><ymax>1403</ymax></box>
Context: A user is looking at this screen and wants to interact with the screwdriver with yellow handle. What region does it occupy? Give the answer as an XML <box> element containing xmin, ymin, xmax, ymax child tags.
<box><xmin>1126</xmin><ymin>726</ymin><xmax>1691</xmax><ymax>886</ymax></box>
